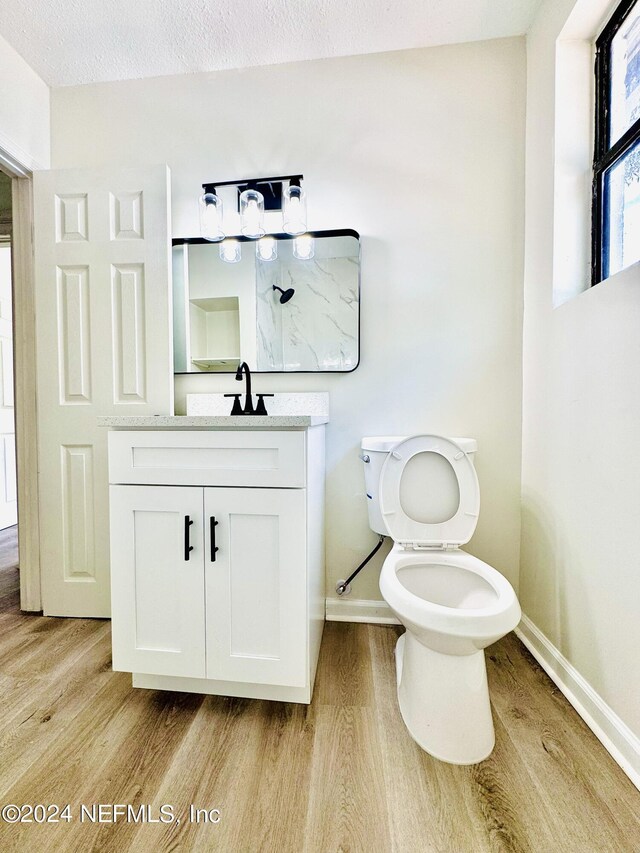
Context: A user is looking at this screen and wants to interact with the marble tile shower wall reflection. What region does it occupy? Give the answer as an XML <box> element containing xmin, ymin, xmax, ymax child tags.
<box><xmin>256</xmin><ymin>256</ymin><xmax>359</xmax><ymax>371</ymax></box>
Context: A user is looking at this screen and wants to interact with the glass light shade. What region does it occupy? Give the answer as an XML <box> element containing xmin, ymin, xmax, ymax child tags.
<box><xmin>199</xmin><ymin>192</ymin><xmax>224</xmax><ymax>242</ymax></box>
<box><xmin>219</xmin><ymin>238</ymin><xmax>241</xmax><ymax>264</ymax></box>
<box><xmin>240</xmin><ymin>189</ymin><xmax>265</xmax><ymax>238</ymax></box>
<box><xmin>293</xmin><ymin>233</ymin><xmax>315</xmax><ymax>260</ymax></box>
<box><xmin>283</xmin><ymin>185</ymin><xmax>307</xmax><ymax>235</ymax></box>
<box><xmin>256</xmin><ymin>236</ymin><xmax>277</xmax><ymax>261</ymax></box>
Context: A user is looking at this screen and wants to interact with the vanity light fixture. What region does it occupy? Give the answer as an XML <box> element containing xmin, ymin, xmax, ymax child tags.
<box><xmin>256</xmin><ymin>235</ymin><xmax>277</xmax><ymax>261</ymax></box>
<box><xmin>200</xmin><ymin>174</ymin><xmax>305</xmax><ymax>242</ymax></box>
<box><xmin>293</xmin><ymin>233</ymin><xmax>315</xmax><ymax>260</ymax></box>
<box><xmin>219</xmin><ymin>238</ymin><xmax>241</xmax><ymax>264</ymax></box>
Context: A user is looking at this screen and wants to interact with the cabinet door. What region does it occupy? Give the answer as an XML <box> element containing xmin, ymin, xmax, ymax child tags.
<box><xmin>110</xmin><ymin>485</ymin><xmax>205</xmax><ymax>678</ymax></box>
<box><xmin>204</xmin><ymin>487</ymin><xmax>307</xmax><ymax>687</ymax></box>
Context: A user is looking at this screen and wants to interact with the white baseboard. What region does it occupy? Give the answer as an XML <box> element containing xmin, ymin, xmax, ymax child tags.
<box><xmin>326</xmin><ymin>597</ymin><xmax>400</xmax><ymax>625</ymax></box>
<box><xmin>516</xmin><ymin>614</ymin><xmax>640</xmax><ymax>791</ymax></box>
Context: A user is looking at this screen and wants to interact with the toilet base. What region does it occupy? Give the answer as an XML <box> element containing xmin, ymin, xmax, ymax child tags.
<box><xmin>395</xmin><ymin>632</ymin><xmax>495</xmax><ymax>765</ymax></box>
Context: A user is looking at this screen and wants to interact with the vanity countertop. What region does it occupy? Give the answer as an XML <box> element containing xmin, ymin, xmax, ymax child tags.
<box><xmin>97</xmin><ymin>414</ymin><xmax>328</xmax><ymax>429</ymax></box>
<box><xmin>99</xmin><ymin>392</ymin><xmax>330</xmax><ymax>429</ymax></box>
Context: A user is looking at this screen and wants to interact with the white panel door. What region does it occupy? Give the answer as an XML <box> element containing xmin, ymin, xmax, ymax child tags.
<box><xmin>204</xmin><ymin>487</ymin><xmax>307</xmax><ymax>687</ymax></box>
<box><xmin>109</xmin><ymin>485</ymin><xmax>205</xmax><ymax>678</ymax></box>
<box><xmin>34</xmin><ymin>166</ymin><xmax>173</xmax><ymax>617</ymax></box>
<box><xmin>0</xmin><ymin>245</ymin><xmax>16</xmax><ymax>530</ymax></box>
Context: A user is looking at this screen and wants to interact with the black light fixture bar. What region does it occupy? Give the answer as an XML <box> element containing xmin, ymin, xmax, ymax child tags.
<box><xmin>202</xmin><ymin>174</ymin><xmax>303</xmax><ymax>192</ymax></box>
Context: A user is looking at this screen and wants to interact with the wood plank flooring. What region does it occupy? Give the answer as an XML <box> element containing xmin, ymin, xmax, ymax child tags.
<box><xmin>0</xmin><ymin>530</ymin><xmax>638</xmax><ymax>852</ymax></box>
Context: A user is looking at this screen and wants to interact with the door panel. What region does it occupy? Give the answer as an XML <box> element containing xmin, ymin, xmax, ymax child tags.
<box><xmin>34</xmin><ymin>166</ymin><xmax>173</xmax><ymax>616</ymax></box>
<box><xmin>109</xmin><ymin>485</ymin><xmax>205</xmax><ymax>678</ymax></box>
<box><xmin>205</xmin><ymin>487</ymin><xmax>307</xmax><ymax>686</ymax></box>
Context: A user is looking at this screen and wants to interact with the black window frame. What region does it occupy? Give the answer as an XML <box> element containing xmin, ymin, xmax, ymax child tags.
<box><xmin>592</xmin><ymin>0</ymin><xmax>640</xmax><ymax>285</ymax></box>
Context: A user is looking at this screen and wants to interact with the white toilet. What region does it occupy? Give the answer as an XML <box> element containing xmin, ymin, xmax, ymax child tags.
<box><xmin>361</xmin><ymin>434</ymin><xmax>521</xmax><ymax>765</ymax></box>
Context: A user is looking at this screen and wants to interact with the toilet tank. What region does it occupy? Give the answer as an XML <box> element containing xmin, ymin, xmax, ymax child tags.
<box><xmin>361</xmin><ymin>436</ymin><xmax>477</xmax><ymax>536</ymax></box>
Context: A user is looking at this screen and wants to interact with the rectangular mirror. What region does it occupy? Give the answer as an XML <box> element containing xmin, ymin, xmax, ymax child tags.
<box><xmin>172</xmin><ymin>229</ymin><xmax>360</xmax><ymax>373</ymax></box>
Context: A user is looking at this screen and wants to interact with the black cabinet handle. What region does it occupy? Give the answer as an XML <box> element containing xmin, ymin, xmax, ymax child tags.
<box><xmin>210</xmin><ymin>517</ymin><xmax>219</xmax><ymax>562</ymax></box>
<box><xmin>184</xmin><ymin>516</ymin><xmax>194</xmax><ymax>561</ymax></box>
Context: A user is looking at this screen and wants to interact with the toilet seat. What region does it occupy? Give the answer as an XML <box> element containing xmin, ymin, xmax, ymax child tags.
<box><xmin>380</xmin><ymin>546</ymin><xmax>519</xmax><ymax>639</ymax></box>
<box><xmin>379</xmin><ymin>435</ymin><xmax>480</xmax><ymax>548</ymax></box>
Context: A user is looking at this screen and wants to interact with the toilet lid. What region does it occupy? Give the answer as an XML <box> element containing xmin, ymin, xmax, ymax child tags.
<box><xmin>378</xmin><ymin>435</ymin><xmax>480</xmax><ymax>547</ymax></box>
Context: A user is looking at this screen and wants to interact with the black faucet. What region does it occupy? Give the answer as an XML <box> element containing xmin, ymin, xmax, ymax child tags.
<box><xmin>236</xmin><ymin>361</ymin><xmax>254</xmax><ymax>414</ymax></box>
<box><xmin>224</xmin><ymin>362</ymin><xmax>273</xmax><ymax>416</ymax></box>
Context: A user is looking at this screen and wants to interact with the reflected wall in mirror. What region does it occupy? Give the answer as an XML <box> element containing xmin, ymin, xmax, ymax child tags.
<box><xmin>172</xmin><ymin>230</ymin><xmax>360</xmax><ymax>373</ymax></box>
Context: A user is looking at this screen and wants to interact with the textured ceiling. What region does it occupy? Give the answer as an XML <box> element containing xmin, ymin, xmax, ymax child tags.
<box><xmin>0</xmin><ymin>0</ymin><xmax>542</xmax><ymax>87</ymax></box>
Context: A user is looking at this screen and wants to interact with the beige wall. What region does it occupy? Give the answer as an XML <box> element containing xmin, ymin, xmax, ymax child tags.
<box><xmin>0</xmin><ymin>32</ymin><xmax>50</xmax><ymax>170</ymax></box>
<box><xmin>51</xmin><ymin>38</ymin><xmax>526</xmax><ymax>603</ymax></box>
<box><xmin>522</xmin><ymin>0</ymin><xmax>640</xmax><ymax>742</ymax></box>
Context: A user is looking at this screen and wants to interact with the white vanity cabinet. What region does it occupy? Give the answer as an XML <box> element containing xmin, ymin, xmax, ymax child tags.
<box><xmin>107</xmin><ymin>426</ymin><xmax>325</xmax><ymax>704</ymax></box>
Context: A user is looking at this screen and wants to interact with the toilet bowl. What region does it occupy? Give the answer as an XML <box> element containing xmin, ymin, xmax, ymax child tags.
<box><xmin>362</xmin><ymin>434</ymin><xmax>521</xmax><ymax>765</ymax></box>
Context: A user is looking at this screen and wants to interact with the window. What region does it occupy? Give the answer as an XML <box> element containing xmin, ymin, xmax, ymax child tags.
<box><xmin>593</xmin><ymin>0</ymin><xmax>640</xmax><ymax>284</ymax></box>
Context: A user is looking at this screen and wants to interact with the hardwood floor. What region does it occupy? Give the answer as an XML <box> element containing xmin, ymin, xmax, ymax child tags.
<box><xmin>0</xmin><ymin>530</ymin><xmax>638</xmax><ymax>852</ymax></box>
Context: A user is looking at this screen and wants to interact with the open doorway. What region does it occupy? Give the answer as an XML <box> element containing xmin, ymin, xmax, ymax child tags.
<box><xmin>0</xmin><ymin>170</ymin><xmax>18</xmax><ymax>593</ymax></box>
